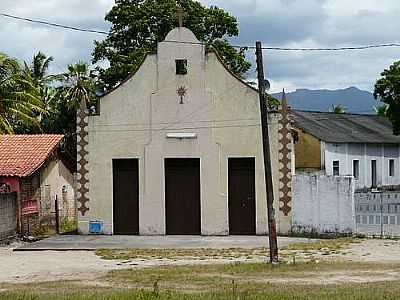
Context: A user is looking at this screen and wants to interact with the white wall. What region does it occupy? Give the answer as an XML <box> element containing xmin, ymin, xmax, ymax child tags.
<box><xmin>79</xmin><ymin>27</ymin><xmax>286</xmax><ymax>235</ymax></box>
<box><xmin>292</xmin><ymin>174</ymin><xmax>355</xmax><ymax>234</ymax></box>
<box><xmin>324</xmin><ymin>143</ymin><xmax>400</xmax><ymax>190</ymax></box>
<box><xmin>40</xmin><ymin>159</ymin><xmax>76</xmax><ymax>220</ymax></box>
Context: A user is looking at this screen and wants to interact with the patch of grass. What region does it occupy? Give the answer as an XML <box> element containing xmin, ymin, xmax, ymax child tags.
<box><xmin>33</xmin><ymin>225</ymin><xmax>56</xmax><ymax>238</ymax></box>
<box><xmin>3</xmin><ymin>279</ymin><xmax>400</xmax><ymax>300</ymax></box>
<box><xmin>102</xmin><ymin>260</ymin><xmax>400</xmax><ymax>291</ymax></box>
<box><xmin>60</xmin><ymin>218</ymin><xmax>77</xmax><ymax>233</ymax></box>
<box><xmin>96</xmin><ymin>238</ymin><xmax>362</xmax><ymax>262</ymax></box>
<box><xmin>2</xmin><ymin>261</ymin><xmax>400</xmax><ymax>299</ymax></box>
<box><xmin>96</xmin><ymin>248</ymin><xmax>270</xmax><ymax>260</ymax></box>
<box><xmin>282</xmin><ymin>237</ymin><xmax>361</xmax><ymax>252</ymax></box>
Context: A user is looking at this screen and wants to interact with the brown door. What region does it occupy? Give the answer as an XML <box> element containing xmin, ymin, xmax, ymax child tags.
<box><xmin>113</xmin><ymin>159</ymin><xmax>139</xmax><ymax>235</ymax></box>
<box><xmin>165</xmin><ymin>158</ymin><xmax>201</xmax><ymax>235</ymax></box>
<box><xmin>229</xmin><ymin>158</ymin><xmax>256</xmax><ymax>235</ymax></box>
<box><xmin>371</xmin><ymin>160</ymin><xmax>377</xmax><ymax>188</ymax></box>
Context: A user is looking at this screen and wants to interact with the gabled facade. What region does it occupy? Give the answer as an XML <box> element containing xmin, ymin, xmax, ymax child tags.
<box><xmin>77</xmin><ymin>27</ymin><xmax>293</xmax><ymax>235</ymax></box>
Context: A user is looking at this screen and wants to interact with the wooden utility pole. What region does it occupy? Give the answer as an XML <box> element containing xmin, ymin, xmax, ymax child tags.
<box><xmin>55</xmin><ymin>194</ymin><xmax>60</xmax><ymax>234</ymax></box>
<box><xmin>255</xmin><ymin>41</ymin><xmax>279</xmax><ymax>264</ymax></box>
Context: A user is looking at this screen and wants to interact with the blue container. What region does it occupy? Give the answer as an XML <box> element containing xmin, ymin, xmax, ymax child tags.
<box><xmin>89</xmin><ymin>220</ymin><xmax>103</xmax><ymax>234</ymax></box>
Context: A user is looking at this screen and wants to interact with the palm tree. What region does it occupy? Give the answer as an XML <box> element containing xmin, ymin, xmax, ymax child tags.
<box><xmin>330</xmin><ymin>104</ymin><xmax>346</xmax><ymax>114</ymax></box>
<box><xmin>28</xmin><ymin>52</ymin><xmax>55</xmax><ymax>86</ymax></box>
<box><xmin>59</xmin><ymin>62</ymin><xmax>95</xmax><ymax>110</ymax></box>
<box><xmin>0</xmin><ymin>53</ymin><xmax>44</xmax><ymax>133</ymax></box>
<box><xmin>24</xmin><ymin>52</ymin><xmax>58</xmax><ymax>120</ymax></box>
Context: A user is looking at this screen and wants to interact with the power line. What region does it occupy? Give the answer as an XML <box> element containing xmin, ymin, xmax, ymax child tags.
<box><xmin>92</xmin><ymin>123</ymin><xmax>261</xmax><ymax>133</ymax></box>
<box><xmin>2</xmin><ymin>12</ymin><xmax>400</xmax><ymax>51</ymax></box>
<box><xmin>94</xmin><ymin>117</ymin><xmax>259</xmax><ymax>127</ymax></box>
<box><xmin>0</xmin><ymin>13</ymin><xmax>109</xmax><ymax>35</ymax></box>
<box><xmin>162</xmin><ymin>40</ymin><xmax>400</xmax><ymax>51</ymax></box>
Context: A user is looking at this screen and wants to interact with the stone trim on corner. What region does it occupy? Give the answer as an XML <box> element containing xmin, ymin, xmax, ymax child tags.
<box><xmin>76</xmin><ymin>99</ymin><xmax>89</xmax><ymax>216</ymax></box>
<box><xmin>278</xmin><ymin>91</ymin><xmax>292</xmax><ymax>216</ymax></box>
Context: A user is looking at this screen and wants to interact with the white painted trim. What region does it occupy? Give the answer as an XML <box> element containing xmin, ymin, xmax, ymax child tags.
<box><xmin>166</xmin><ymin>132</ymin><xmax>197</xmax><ymax>139</ymax></box>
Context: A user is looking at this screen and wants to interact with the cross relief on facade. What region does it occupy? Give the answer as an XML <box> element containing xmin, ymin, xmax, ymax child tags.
<box><xmin>176</xmin><ymin>6</ymin><xmax>187</xmax><ymax>27</ymax></box>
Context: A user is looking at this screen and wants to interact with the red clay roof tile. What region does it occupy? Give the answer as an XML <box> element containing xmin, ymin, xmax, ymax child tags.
<box><xmin>0</xmin><ymin>134</ymin><xmax>64</xmax><ymax>177</ymax></box>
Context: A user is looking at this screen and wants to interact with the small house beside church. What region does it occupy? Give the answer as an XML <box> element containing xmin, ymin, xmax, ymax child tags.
<box><xmin>76</xmin><ymin>24</ymin><xmax>293</xmax><ymax>235</ymax></box>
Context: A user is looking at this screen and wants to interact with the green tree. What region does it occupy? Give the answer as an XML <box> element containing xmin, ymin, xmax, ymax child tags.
<box><xmin>0</xmin><ymin>53</ymin><xmax>44</xmax><ymax>133</ymax></box>
<box><xmin>58</xmin><ymin>62</ymin><xmax>96</xmax><ymax>110</ymax></box>
<box><xmin>266</xmin><ymin>94</ymin><xmax>280</xmax><ymax>110</ymax></box>
<box><xmin>93</xmin><ymin>0</ymin><xmax>251</xmax><ymax>90</ymax></box>
<box><xmin>374</xmin><ymin>104</ymin><xmax>388</xmax><ymax>117</ymax></box>
<box><xmin>330</xmin><ymin>104</ymin><xmax>346</xmax><ymax>114</ymax></box>
<box><xmin>374</xmin><ymin>61</ymin><xmax>400</xmax><ymax>135</ymax></box>
<box><xmin>24</xmin><ymin>52</ymin><xmax>58</xmax><ymax>122</ymax></box>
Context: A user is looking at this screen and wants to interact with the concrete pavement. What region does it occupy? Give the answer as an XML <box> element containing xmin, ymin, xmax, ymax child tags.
<box><xmin>15</xmin><ymin>235</ymin><xmax>315</xmax><ymax>251</ymax></box>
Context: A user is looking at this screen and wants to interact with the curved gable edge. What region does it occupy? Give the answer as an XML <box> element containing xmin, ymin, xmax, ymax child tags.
<box><xmin>206</xmin><ymin>48</ymin><xmax>258</xmax><ymax>94</ymax></box>
<box><xmin>93</xmin><ymin>53</ymin><xmax>153</xmax><ymax>115</ymax></box>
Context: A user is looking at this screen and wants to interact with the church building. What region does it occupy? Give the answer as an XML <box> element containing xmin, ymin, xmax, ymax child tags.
<box><xmin>76</xmin><ymin>24</ymin><xmax>293</xmax><ymax>235</ymax></box>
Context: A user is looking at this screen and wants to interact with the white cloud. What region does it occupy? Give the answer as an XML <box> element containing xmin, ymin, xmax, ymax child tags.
<box><xmin>0</xmin><ymin>0</ymin><xmax>398</xmax><ymax>92</ymax></box>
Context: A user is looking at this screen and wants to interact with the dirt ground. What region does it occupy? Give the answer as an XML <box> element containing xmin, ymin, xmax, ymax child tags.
<box><xmin>1</xmin><ymin>238</ymin><xmax>399</xmax><ymax>285</ymax></box>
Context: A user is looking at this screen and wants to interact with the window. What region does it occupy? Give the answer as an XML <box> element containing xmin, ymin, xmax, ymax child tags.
<box><xmin>389</xmin><ymin>159</ymin><xmax>395</xmax><ymax>177</ymax></box>
<box><xmin>333</xmin><ymin>160</ymin><xmax>340</xmax><ymax>176</ymax></box>
<box><xmin>175</xmin><ymin>59</ymin><xmax>188</xmax><ymax>75</ymax></box>
<box><xmin>353</xmin><ymin>160</ymin><xmax>360</xmax><ymax>179</ymax></box>
<box><xmin>369</xmin><ymin>215</ymin><xmax>374</xmax><ymax>224</ymax></box>
<box><xmin>371</xmin><ymin>160</ymin><xmax>377</xmax><ymax>188</ymax></box>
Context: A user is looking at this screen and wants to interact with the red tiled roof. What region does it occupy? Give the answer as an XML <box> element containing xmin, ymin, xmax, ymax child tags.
<box><xmin>0</xmin><ymin>134</ymin><xmax>64</xmax><ymax>177</ymax></box>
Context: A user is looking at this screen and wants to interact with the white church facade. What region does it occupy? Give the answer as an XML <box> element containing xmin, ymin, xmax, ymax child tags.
<box><xmin>76</xmin><ymin>27</ymin><xmax>293</xmax><ymax>235</ymax></box>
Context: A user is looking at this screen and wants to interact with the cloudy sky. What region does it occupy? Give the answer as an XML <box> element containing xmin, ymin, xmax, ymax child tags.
<box><xmin>0</xmin><ymin>0</ymin><xmax>399</xmax><ymax>93</ymax></box>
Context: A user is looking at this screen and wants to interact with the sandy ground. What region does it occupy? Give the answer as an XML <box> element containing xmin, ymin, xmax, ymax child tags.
<box><xmin>0</xmin><ymin>244</ymin><xmax>123</xmax><ymax>283</ymax></box>
<box><xmin>0</xmin><ymin>239</ymin><xmax>399</xmax><ymax>285</ymax></box>
<box><xmin>345</xmin><ymin>239</ymin><xmax>400</xmax><ymax>262</ymax></box>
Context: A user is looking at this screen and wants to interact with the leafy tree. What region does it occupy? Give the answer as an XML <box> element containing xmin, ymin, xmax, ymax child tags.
<box><xmin>0</xmin><ymin>53</ymin><xmax>44</xmax><ymax>133</ymax></box>
<box><xmin>93</xmin><ymin>0</ymin><xmax>251</xmax><ymax>90</ymax></box>
<box><xmin>41</xmin><ymin>62</ymin><xmax>97</xmax><ymax>162</ymax></box>
<box><xmin>374</xmin><ymin>61</ymin><xmax>400</xmax><ymax>135</ymax></box>
<box><xmin>374</xmin><ymin>104</ymin><xmax>388</xmax><ymax>117</ymax></box>
<box><xmin>24</xmin><ymin>52</ymin><xmax>58</xmax><ymax>122</ymax></box>
<box><xmin>330</xmin><ymin>104</ymin><xmax>346</xmax><ymax>114</ymax></box>
<box><xmin>266</xmin><ymin>94</ymin><xmax>280</xmax><ymax>110</ymax></box>
<box><xmin>27</xmin><ymin>52</ymin><xmax>55</xmax><ymax>87</ymax></box>
<box><xmin>58</xmin><ymin>62</ymin><xmax>96</xmax><ymax>110</ymax></box>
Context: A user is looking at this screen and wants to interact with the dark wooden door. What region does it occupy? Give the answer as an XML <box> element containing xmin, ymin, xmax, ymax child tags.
<box><xmin>228</xmin><ymin>158</ymin><xmax>256</xmax><ymax>235</ymax></box>
<box><xmin>113</xmin><ymin>159</ymin><xmax>139</xmax><ymax>235</ymax></box>
<box><xmin>371</xmin><ymin>160</ymin><xmax>377</xmax><ymax>188</ymax></box>
<box><xmin>165</xmin><ymin>158</ymin><xmax>201</xmax><ymax>235</ymax></box>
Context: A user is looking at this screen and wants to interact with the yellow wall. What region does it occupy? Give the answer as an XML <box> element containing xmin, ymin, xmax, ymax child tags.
<box><xmin>294</xmin><ymin>129</ymin><xmax>321</xmax><ymax>169</ymax></box>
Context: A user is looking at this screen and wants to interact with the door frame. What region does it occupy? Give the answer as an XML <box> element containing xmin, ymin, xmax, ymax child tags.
<box><xmin>111</xmin><ymin>157</ymin><xmax>140</xmax><ymax>235</ymax></box>
<box><xmin>227</xmin><ymin>156</ymin><xmax>257</xmax><ymax>235</ymax></box>
<box><xmin>163</xmin><ymin>157</ymin><xmax>202</xmax><ymax>235</ymax></box>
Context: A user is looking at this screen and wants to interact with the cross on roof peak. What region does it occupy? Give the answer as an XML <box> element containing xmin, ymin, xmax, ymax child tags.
<box><xmin>176</xmin><ymin>6</ymin><xmax>187</xmax><ymax>27</ymax></box>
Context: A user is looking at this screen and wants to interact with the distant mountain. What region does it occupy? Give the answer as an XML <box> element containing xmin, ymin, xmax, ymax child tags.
<box><xmin>272</xmin><ymin>87</ymin><xmax>379</xmax><ymax>114</ymax></box>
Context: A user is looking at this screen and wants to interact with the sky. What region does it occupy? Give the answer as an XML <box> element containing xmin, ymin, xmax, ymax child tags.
<box><xmin>0</xmin><ymin>0</ymin><xmax>399</xmax><ymax>93</ymax></box>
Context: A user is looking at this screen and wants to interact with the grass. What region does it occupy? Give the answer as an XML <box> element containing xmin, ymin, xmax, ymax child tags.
<box><xmin>96</xmin><ymin>248</ymin><xmax>270</xmax><ymax>260</ymax></box>
<box><xmin>3</xmin><ymin>283</ymin><xmax>400</xmax><ymax>300</ymax></box>
<box><xmin>1</xmin><ymin>238</ymin><xmax>388</xmax><ymax>300</ymax></box>
<box><xmin>95</xmin><ymin>237</ymin><xmax>362</xmax><ymax>262</ymax></box>
<box><xmin>283</xmin><ymin>237</ymin><xmax>360</xmax><ymax>251</ymax></box>
<box><xmin>1</xmin><ymin>261</ymin><xmax>400</xmax><ymax>299</ymax></box>
<box><xmin>103</xmin><ymin>260</ymin><xmax>400</xmax><ymax>289</ymax></box>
